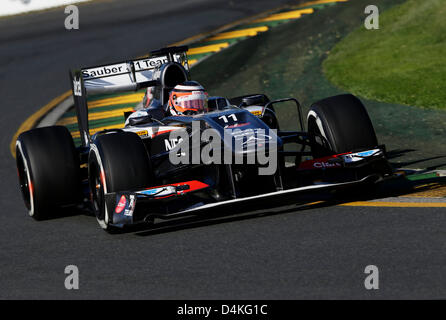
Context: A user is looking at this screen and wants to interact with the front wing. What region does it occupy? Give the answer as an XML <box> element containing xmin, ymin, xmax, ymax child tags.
<box><xmin>104</xmin><ymin>147</ymin><xmax>391</xmax><ymax>228</ymax></box>
<box><xmin>105</xmin><ymin>175</ymin><xmax>380</xmax><ymax>228</ymax></box>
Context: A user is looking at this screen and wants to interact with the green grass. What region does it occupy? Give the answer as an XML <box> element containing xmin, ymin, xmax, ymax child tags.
<box><xmin>191</xmin><ymin>0</ymin><xmax>446</xmax><ymax>169</ymax></box>
<box><xmin>323</xmin><ymin>0</ymin><xmax>446</xmax><ymax>109</ymax></box>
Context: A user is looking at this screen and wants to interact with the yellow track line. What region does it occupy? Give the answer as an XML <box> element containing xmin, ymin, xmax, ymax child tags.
<box><xmin>305</xmin><ymin>200</ymin><xmax>446</xmax><ymax>208</ymax></box>
<box><xmin>296</xmin><ymin>0</ymin><xmax>348</xmax><ymax>8</ymax></box>
<box><xmin>187</xmin><ymin>43</ymin><xmax>229</xmax><ymax>55</ymax></box>
<box><xmin>252</xmin><ymin>8</ymin><xmax>314</xmax><ymax>23</ymax></box>
<box><xmin>70</xmin><ymin>123</ymin><xmax>125</xmax><ymax>139</ymax></box>
<box><xmin>9</xmin><ymin>90</ymin><xmax>72</xmax><ymax>157</ymax></box>
<box><xmin>88</xmin><ymin>93</ymin><xmax>144</xmax><ymax>108</ymax></box>
<box><xmin>206</xmin><ymin>26</ymin><xmax>269</xmax><ymax>41</ymax></box>
<box><xmin>339</xmin><ymin>201</ymin><xmax>446</xmax><ymax>208</ymax></box>
<box><xmin>57</xmin><ymin>108</ymin><xmax>134</xmax><ymax>126</ymax></box>
<box><xmin>170</xmin><ymin>2</ymin><xmax>297</xmax><ymax>47</ymax></box>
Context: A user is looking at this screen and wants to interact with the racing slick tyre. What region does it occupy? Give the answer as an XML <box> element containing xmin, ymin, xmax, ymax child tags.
<box><xmin>88</xmin><ymin>131</ymin><xmax>152</xmax><ymax>231</ymax></box>
<box><xmin>15</xmin><ymin>126</ymin><xmax>81</xmax><ymax>220</ymax></box>
<box><xmin>307</xmin><ymin>94</ymin><xmax>378</xmax><ymax>158</ymax></box>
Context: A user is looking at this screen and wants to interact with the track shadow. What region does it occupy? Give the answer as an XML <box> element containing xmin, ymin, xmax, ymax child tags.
<box><xmin>132</xmin><ymin>201</ymin><xmax>330</xmax><ymax>237</ymax></box>
<box><xmin>36</xmin><ymin>205</ymin><xmax>92</xmax><ymax>221</ymax></box>
<box><xmin>392</xmin><ymin>156</ymin><xmax>446</xmax><ymax>169</ymax></box>
<box><xmin>336</xmin><ymin>174</ymin><xmax>446</xmax><ymax>201</ymax></box>
<box><xmin>130</xmin><ymin>173</ymin><xmax>446</xmax><ymax>237</ymax></box>
<box><xmin>386</xmin><ymin>148</ymin><xmax>416</xmax><ymax>160</ymax></box>
<box><xmin>386</xmin><ymin>148</ymin><xmax>446</xmax><ymax>171</ymax></box>
<box><xmin>35</xmin><ymin>149</ymin><xmax>446</xmax><ymax>232</ymax></box>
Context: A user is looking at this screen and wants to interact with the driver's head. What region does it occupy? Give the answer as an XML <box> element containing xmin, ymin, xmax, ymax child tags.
<box><xmin>168</xmin><ymin>81</ymin><xmax>208</xmax><ymax>115</ymax></box>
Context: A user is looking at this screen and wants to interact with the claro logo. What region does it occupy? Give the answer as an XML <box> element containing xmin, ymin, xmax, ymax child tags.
<box><xmin>313</xmin><ymin>161</ymin><xmax>342</xmax><ymax>168</ymax></box>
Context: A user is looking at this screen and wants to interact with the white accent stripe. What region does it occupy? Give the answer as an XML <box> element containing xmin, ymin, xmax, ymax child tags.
<box><xmin>16</xmin><ymin>141</ymin><xmax>34</xmax><ymax>217</ymax></box>
<box><xmin>307</xmin><ymin>110</ymin><xmax>327</xmax><ymax>140</ymax></box>
<box><xmin>174</xmin><ymin>84</ymin><xmax>204</xmax><ymax>91</ymax></box>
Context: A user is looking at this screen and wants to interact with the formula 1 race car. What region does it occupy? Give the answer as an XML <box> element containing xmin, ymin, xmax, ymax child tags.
<box><xmin>16</xmin><ymin>46</ymin><xmax>393</xmax><ymax>232</ymax></box>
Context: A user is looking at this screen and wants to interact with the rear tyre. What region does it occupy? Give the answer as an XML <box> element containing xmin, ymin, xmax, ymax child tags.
<box><xmin>15</xmin><ymin>126</ymin><xmax>81</xmax><ymax>220</ymax></box>
<box><xmin>88</xmin><ymin>132</ymin><xmax>152</xmax><ymax>231</ymax></box>
<box><xmin>307</xmin><ymin>94</ymin><xmax>378</xmax><ymax>158</ymax></box>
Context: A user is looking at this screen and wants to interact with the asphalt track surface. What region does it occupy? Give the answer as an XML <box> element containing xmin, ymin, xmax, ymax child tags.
<box><xmin>0</xmin><ymin>0</ymin><xmax>444</xmax><ymax>299</ymax></box>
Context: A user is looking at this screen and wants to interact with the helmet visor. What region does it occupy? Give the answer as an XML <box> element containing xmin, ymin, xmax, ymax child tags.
<box><xmin>175</xmin><ymin>92</ymin><xmax>208</xmax><ymax>113</ymax></box>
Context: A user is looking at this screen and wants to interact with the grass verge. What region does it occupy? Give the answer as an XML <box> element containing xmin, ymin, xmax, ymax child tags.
<box><xmin>323</xmin><ymin>0</ymin><xmax>446</xmax><ymax>109</ymax></box>
<box><xmin>192</xmin><ymin>0</ymin><xmax>446</xmax><ymax>169</ymax></box>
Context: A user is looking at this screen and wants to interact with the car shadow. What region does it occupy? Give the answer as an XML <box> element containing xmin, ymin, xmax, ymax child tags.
<box><xmin>39</xmin><ymin>149</ymin><xmax>446</xmax><ymax>230</ymax></box>
<box><xmin>386</xmin><ymin>148</ymin><xmax>446</xmax><ymax>170</ymax></box>
<box><xmin>132</xmin><ymin>201</ymin><xmax>327</xmax><ymax>237</ymax></box>
<box><xmin>386</xmin><ymin>148</ymin><xmax>416</xmax><ymax>160</ymax></box>
<box><xmin>130</xmin><ymin>172</ymin><xmax>446</xmax><ymax>237</ymax></box>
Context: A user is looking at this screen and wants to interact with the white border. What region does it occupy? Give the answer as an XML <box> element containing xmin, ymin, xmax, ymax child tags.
<box><xmin>1</xmin><ymin>0</ymin><xmax>91</xmax><ymax>17</ymax></box>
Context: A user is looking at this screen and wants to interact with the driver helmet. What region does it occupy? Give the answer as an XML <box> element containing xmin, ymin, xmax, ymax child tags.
<box><xmin>168</xmin><ymin>81</ymin><xmax>208</xmax><ymax>115</ymax></box>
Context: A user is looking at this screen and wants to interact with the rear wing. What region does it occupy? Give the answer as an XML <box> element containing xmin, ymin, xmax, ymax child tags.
<box><xmin>69</xmin><ymin>46</ymin><xmax>190</xmax><ymax>147</ymax></box>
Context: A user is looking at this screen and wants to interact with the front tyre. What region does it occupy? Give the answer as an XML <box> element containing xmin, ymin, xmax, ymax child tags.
<box><xmin>307</xmin><ymin>94</ymin><xmax>378</xmax><ymax>158</ymax></box>
<box><xmin>88</xmin><ymin>132</ymin><xmax>152</xmax><ymax>231</ymax></box>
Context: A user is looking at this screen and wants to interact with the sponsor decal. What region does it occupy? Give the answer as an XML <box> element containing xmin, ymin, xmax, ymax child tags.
<box><xmin>342</xmin><ymin>149</ymin><xmax>381</xmax><ymax>163</ymax></box>
<box><xmin>124</xmin><ymin>195</ymin><xmax>136</xmax><ymax>217</ymax></box>
<box><xmin>231</xmin><ymin>128</ymin><xmax>272</xmax><ymax>148</ymax></box>
<box><xmin>137</xmin><ymin>181</ymin><xmax>209</xmax><ymax>198</ymax></box>
<box><xmin>115</xmin><ymin>195</ymin><xmax>127</xmax><ymax>214</ymax></box>
<box><xmin>165</xmin><ymin>137</ymin><xmax>183</xmax><ymax>151</ymax></box>
<box><xmin>245</xmin><ymin>106</ymin><xmax>263</xmax><ymax>117</ymax></box>
<box><xmin>136</xmin><ymin>130</ymin><xmax>148</xmax><ymax>137</ymax></box>
<box><xmin>313</xmin><ymin>161</ymin><xmax>342</xmax><ymax>169</ymax></box>
<box><xmin>140</xmin><ymin>187</ymin><xmax>164</xmax><ymax>195</ymax></box>
<box><xmin>139</xmin><ymin>186</ymin><xmax>177</xmax><ymax>197</ymax></box>
<box><xmin>357</xmin><ymin>150</ymin><xmax>376</xmax><ymax>157</ymax></box>
<box><xmin>298</xmin><ymin>149</ymin><xmax>381</xmax><ymax>170</ymax></box>
<box><xmin>250</xmin><ymin>110</ymin><xmax>262</xmax><ymax>116</ymax></box>
<box><xmin>72</xmin><ymin>79</ymin><xmax>82</xmax><ymax>96</ymax></box>
<box><xmin>134</xmin><ymin>57</ymin><xmax>169</xmax><ymax>71</ymax></box>
<box><xmin>298</xmin><ymin>154</ymin><xmax>344</xmax><ymax>170</ymax></box>
<box><xmin>82</xmin><ymin>64</ymin><xmax>126</xmax><ymax>79</ymax></box>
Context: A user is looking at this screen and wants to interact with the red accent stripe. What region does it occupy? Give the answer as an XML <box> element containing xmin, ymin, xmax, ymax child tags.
<box><xmin>142</xmin><ymin>180</ymin><xmax>209</xmax><ymax>193</ymax></box>
<box><xmin>151</xmin><ymin>129</ymin><xmax>175</xmax><ymax>138</ymax></box>
<box><xmin>140</xmin><ymin>180</ymin><xmax>209</xmax><ymax>200</ymax></box>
